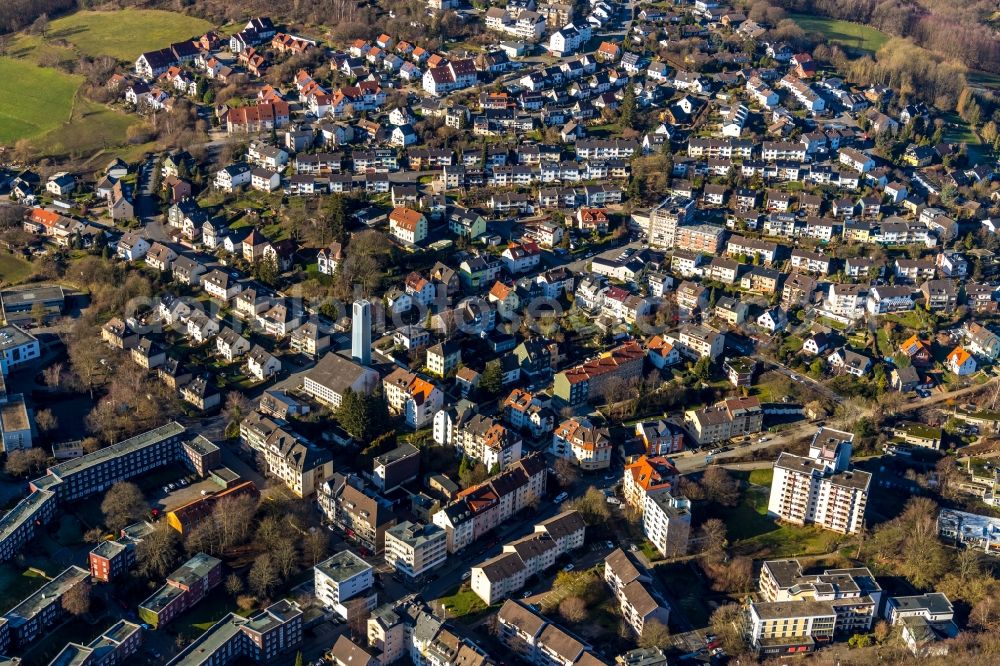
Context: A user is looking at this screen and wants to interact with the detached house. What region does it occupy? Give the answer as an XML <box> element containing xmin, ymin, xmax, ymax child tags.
<box><xmin>388</xmin><ymin>207</ymin><xmax>428</xmax><ymax>245</ymax></box>
<box><xmin>247</xmin><ymin>345</ymin><xmax>281</xmax><ymax>381</ymax></box>
<box><xmin>946</xmin><ymin>346</ymin><xmax>976</xmax><ymax>376</ymax></box>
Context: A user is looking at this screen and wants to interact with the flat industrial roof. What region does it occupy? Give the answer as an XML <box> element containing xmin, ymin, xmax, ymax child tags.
<box><xmin>45</xmin><ymin>421</ymin><xmax>186</xmax><ymax>479</ymax></box>
<box><xmin>0</xmin><ymin>326</ymin><xmax>36</xmax><ymax>352</ymax></box>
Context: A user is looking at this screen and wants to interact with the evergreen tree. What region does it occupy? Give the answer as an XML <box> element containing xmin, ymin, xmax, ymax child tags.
<box><xmin>620</xmin><ymin>83</ymin><xmax>637</xmax><ymax>129</ymax></box>
<box><xmin>480</xmin><ymin>360</ymin><xmax>503</xmax><ymax>396</ymax></box>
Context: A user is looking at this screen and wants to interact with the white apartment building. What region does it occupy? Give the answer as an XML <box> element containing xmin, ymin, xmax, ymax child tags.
<box><xmin>383</xmin><ymin>368</ymin><xmax>443</xmax><ymax>429</ymax></box>
<box><xmin>747</xmin><ymin>599</ymin><xmax>836</xmax><ymax>657</ymax></box>
<box><xmin>767</xmin><ymin>428</ymin><xmax>870</xmax><ymax>535</ymax></box>
<box><xmin>758</xmin><ymin>559</ymin><xmax>881</xmax><ymax>637</ymax></box>
<box><xmin>383</xmin><ymin>521</ymin><xmax>447</xmax><ymax>581</ymax></box>
<box><xmin>551</xmin><ymin>417</ymin><xmax>611</xmax><ymax>470</ymax></box>
<box><xmin>603</xmin><ymin>548</ymin><xmax>670</xmax><ymax>638</ymax></box>
<box><xmin>314</xmin><ymin>551</ymin><xmax>377</xmax><ymax>621</ymax></box>
<box><xmin>643</xmin><ymin>491</ymin><xmax>691</xmax><ymax>559</ymax></box>
<box><xmin>646</xmin><ymin>196</ymin><xmax>695</xmax><ymax>249</ymax></box>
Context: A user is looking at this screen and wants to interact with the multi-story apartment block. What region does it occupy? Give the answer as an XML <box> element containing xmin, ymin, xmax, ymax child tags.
<box><xmin>496</xmin><ymin>600</ymin><xmax>604</xmax><ymax>666</ymax></box>
<box><xmin>259</xmin><ymin>428</ymin><xmax>333</xmax><ymax>498</ymax></box>
<box><xmin>767</xmin><ymin>428</ymin><xmax>870</xmax><ymax>535</ymax></box>
<box><xmin>623</xmin><ymin>456</ymin><xmax>679</xmax><ymax>512</ymax></box>
<box><xmin>166</xmin><ymin>600</ymin><xmax>302</xmax><ymax>666</ymax></box>
<box><xmin>5</xmin><ymin>424</ymin><xmax>215</xmax><ymax>565</ymax></box>
<box><xmin>29</xmin><ymin>422</ymin><xmax>191</xmax><ymax>501</ymax></box>
<box><xmin>603</xmin><ymin>549</ymin><xmax>670</xmax><ymax>638</ymax></box>
<box><xmin>0</xmin><ymin>489</ymin><xmax>57</xmax><ymax>563</ymax></box>
<box><xmin>384</xmin><ymin>521</ymin><xmax>448</xmax><ymax>581</ymax></box>
<box><xmin>89</xmin><ymin>539</ymin><xmax>136</xmax><ymax>583</ymax></box>
<box><xmin>823</xmin><ymin>283</ymin><xmax>868</xmax><ymax>321</ymax></box>
<box><xmin>758</xmin><ymin>559</ymin><xmax>881</xmax><ymax>637</ymax></box>
<box><xmin>674</xmin><ymin>224</ymin><xmax>726</xmax><ymax>255</ymax></box>
<box><xmin>635</xmin><ymin>420</ymin><xmax>685</xmax><ymax>455</ymax></box>
<box><xmin>432</xmin><ymin>454</ymin><xmax>547</xmax><ymax>552</ymax></box>
<box><xmin>642</xmin><ymin>491</ymin><xmax>691</xmax><ymax>559</ymax></box>
<box><xmin>553</xmin><ymin>341</ymin><xmax>645</xmax><ymax>405</ymax></box>
<box><xmin>3</xmin><ymin>566</ymin><xmax>89</xmax><ymax>648</ymax></box>
<box><xmin>747</xmin><ymin>599</ymin><xmax>837</xmax><ymax>657</ymax></box>
<box><xmin>318</xmin><ymin>474</ymin><xmax>397</xmax><ymax>553</ymax></box>
<box><xmin>646</xmin><ymin>197</ymin><xmax>695</xmax><ymax>249</ymax></box>
<box><xmin>139</xmin><ymin>553</ymin><xmax>222</xmax><ymax>629</ymax></box>
<box><xmin>383</xmin><ymin>368</ymin><xmax>443</xmax><ymax>429</ymax></box>
<box><xmin>373</xmin><ymin>444</ymin><xmax>421</xmax><ymax>492</ymax></box>
<box><xmin>49</xmin><ymin>620</ymin><xmax>143</xmax><ymax>665</ymax></box>
<box><xmin>366</xmin><ymin>605</ymin><xmax>407</xmax><ymax>665</ymax></box>
<box><xmin>884</xmin><ymin>593</ymin><xmax>958</xmax><ymax>656</ymax></box>
<box><xmin>453</xmin><ymin>414</ymin><xmax>523</xmax><ymax>471</ymax></box>
<box><xmin>677</xmin><ymin>325</ymin><xmax>725</xmax><ymax>361</ymax></box>
<box><xmin>501</xmin><ymin>389</ymin><xmax>556</xmax><ymax>439</ymax></box>
<box><xmin>684</xmin><ymin>397</ymin><xmax>763</xmax><ymax>445</ymax></box>
<box><xmin>551</xmin><ymin>417</ymin><xmax>611</xmax><ymax>470</ymax></box>
<box><xmin>471</xmin><ymin>511</ymin><xmax>585</xmax><ymax>604</ymax></box>
<box><xmin>315</xmin><ymin>551</ymin><xmax>377</xmax><ymax>621</ymax></box>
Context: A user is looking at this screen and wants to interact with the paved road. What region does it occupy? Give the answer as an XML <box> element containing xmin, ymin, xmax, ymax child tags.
<box><xmin>671</xmin><ymin>420</ymin><xmax>818</xmax><ymax>474</ymax></box>
<box><xmin>897</xmin><ymin>374</ymin><xmax>1000</xmax><ymax>413</ymax></box>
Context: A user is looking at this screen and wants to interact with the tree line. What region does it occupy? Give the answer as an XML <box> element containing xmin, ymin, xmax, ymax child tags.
<box><xmin>769</xmin><ymin>0</ymin><xmax>1000</xmax><ymax>73</ymax></box>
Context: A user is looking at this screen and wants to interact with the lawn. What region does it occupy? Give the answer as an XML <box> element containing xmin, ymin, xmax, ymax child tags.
<box><xmin>47</xmin><ymin>9</ymin><xmax>212</xmax><ymax>60</ymax></box>
<box><xmin>0</xmin><ymin>57</ymin><xmax>81</xmax><ymax>144</ymax></box>
<box><xmin>726</xmin><ymin>486</ymin><xmax>845</xmax><ymax>558</ymax></box>
<box><xmin>174</xmin><ymin>594</ymin><xmax>240</xmax><ymax>636</ymax></box>
<box><xmin>435</xmin><ymin>585</ymin><xmax>487</xmax><ymax>618</ymax></box>
<box><xmin>789</xmin><ymin>13</ymin><xmax>889</xmax><ymax>55</ymax></box>
<box><xmin>968</xmin><ymin>69</ymin><xmax>1000</xmax><ymax>92</ymax></box>
<box><xmin>31</xmin><ymin>98</ymin><xmax>140</xmax><ymax>158</ymax></box>
<box><xmin>748</xmin><ymin>468</ymin><xmax>773</xmax><ymax>486</ymax></box>
<box><xmin>0</xmin><ymin>564</ymin><xmax>47</xmax><ymax>614</ymax></box>
<box><xmin>0</xmin><ymin>253</ymin><xmax>33</xmax><ymax>286</ymax></box>
<box><xmin>884</xmin><ymin>310</ymin><xmax>929</xmax><ymax>330</ymax></box>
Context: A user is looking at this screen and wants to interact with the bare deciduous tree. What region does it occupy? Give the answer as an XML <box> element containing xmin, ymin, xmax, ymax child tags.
<box><xmin>62</xmin><ymin>581</ymin><xmax>91</xmax><ymax>616</ymax></box>
<box><xmin>558</xmin><ymin>596</ymin><xmax>587</xmax><ymax>623</ymax></box>
<box><xmin>101</xmin><ymin>482</ymin><xmax>147</xmax><ymax>533</ymax></box>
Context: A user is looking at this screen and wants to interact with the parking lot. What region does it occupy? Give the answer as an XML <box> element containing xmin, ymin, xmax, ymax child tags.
<box><xmin>148</xmin><ymin>474</ymin><xmax>222</xmax><ymax>513</ymax></box>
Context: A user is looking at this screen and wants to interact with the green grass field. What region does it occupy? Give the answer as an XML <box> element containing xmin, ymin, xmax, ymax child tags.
<box><xmin>436</xmin><ymin>585</ymin><xmax>488</xmax><ymax>618</ymax></box>
<box><xmin>0</xmin><ymin>253</ymin><xmax>33</xmax><ymax>286</ymax></box>
<box><xmin>32</xmin><ymin>98</ymin><xmax>140</xmax><ymax>158</ymax></box>
<box><xmin>0</xmin><ymin>58</ymin><xmax>81</xmax><ymax>144</ymax></box>
<box><xmin>726</xmin><ymin>486</ymin><xmax>844</xmax><ymax>557</ymax></box>
<box><xmin>47</xmin><ymin>9</ymin><xmax>212</xmax><ymax>60</ymax></box>
<box><xmin>789</xmin><ymin>13</ymin><xmax>889</xmax><ymax>55</ymax></box>
<box><xmin>0</xmin><ymin>565</ymin><xmax>47</xmax><ymax>614</ymax></box>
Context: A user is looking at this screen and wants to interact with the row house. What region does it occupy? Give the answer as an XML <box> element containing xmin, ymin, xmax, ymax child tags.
<box><xmin>431</xmin><ymin>454</ymin><xmax>547</xmax><ymax>552</ymax></box>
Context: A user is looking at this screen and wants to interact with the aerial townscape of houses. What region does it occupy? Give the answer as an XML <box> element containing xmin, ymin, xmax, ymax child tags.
<box><xmin>0</xmin><ymin>0</ymin><xmax>998</xmax><ymax>663</ymax></box>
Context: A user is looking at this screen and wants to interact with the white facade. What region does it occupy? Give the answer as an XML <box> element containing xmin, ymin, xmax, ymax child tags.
<box><xmin>315</xmin><ymin>551</ymin><xmax>377</xmax><ymax>620</ymax></box>
<box><xmin>767</xmin><ymin>428</ymin><xmax>870</xmax><ymax>535</ymax></box>
<box><xmin>384</xmin><ymin>521</ymin><xmax>447</xmax><ymax>580</ymax></box>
